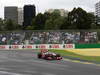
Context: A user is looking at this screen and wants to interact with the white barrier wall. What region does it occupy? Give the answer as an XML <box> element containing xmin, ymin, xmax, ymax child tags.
<box><xmin>0</xmin><ymin>44</ymin><xmax>75</xmax><ymax>50</ymax></box>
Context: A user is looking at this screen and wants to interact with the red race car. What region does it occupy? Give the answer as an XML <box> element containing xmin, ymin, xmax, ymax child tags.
<box><xmin>38</xmin><ymin>49</ymin><xmax>62</xmax><ymax>60</ymax></box>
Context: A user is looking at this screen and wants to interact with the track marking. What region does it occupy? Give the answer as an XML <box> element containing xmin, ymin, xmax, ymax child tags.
<box><xmin>63</xmin><ymin>58</ymin><xmax>100</xmax><ymax>67</ymax></box>
<box><xmin>42</xmin><ymin>72</ymin><xmax>56</xmax><ymax>75</ymax></box>
<box><xmin>0</xmin><ymin>71</ymin><xmax>24</xmax><ymax>75</ymax></box>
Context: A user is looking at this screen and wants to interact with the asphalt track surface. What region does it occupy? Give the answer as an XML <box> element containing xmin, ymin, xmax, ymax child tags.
<box><xmin>0</xmin><ymin>50</ymin><xmax>100</xmax><ymax>75</ymax></box>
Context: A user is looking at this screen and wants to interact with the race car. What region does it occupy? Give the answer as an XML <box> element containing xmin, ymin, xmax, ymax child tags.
<box><xmin>37</xmin><ymin>49</ymin><xmax>62</xmax><ymax>60</ymax></box>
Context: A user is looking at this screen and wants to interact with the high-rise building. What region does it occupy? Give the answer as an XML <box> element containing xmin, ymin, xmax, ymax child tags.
<box><xmin>18</xmin><ymin>8</ymin><xmax>23</xmax><ymax>25</ymax></box>
<box><xmin>95</xmin><ymin>1</ymin><xmax>100</xmax><ymax>17</ymax></box>
<box><xmin>95</xmin><ymin>1</ymin><xmax>100</xmax><ymax>24</ymax></box>
<box><xmin>45</xmin><ymin>9</ymin><xmax>69</xmax><ymax>17</ymax></box>
<box><xmin>23</xmin><ymin>5</ymin><xmax>36</xmax><ymax>26</ymax></box>
<box><xmin>4</xmin><ymin>6</ymin><xmax>18</xmax><ymax>24</ymax></box>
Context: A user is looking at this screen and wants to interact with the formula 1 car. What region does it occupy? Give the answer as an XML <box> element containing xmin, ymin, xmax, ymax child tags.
<box><xmin>37</xmin><ymin>49</ymin><xmax>62</xmax><ymax>60</ymax></box>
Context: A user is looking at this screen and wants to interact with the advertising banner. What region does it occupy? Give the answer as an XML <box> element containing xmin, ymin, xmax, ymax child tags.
<box><xmin>0</xmin><ymin>44</ymin><xmax>75</xmax><ymax>50</ymax></box>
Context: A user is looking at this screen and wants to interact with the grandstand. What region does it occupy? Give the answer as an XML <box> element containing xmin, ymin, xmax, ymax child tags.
<box><xmin>0</xmin><ymin>31</ymin><xmax>98</xmax><ymax>45</ymax></box>
<box><xmin>0</xmin><ymin>31</ymin><xmax>25</xmax><ymax>45</ymax></box>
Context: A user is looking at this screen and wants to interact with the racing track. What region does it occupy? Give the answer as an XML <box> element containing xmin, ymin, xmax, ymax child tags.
<box><xmin>0</xmin><ymin>50</ymin><xmax>100</xmax><ymax>75</ymax></box>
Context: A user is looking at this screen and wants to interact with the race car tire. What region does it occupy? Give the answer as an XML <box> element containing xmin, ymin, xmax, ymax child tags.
<box><xmin>56</xmin><ymin>54</ymin><xmax>61</xmax><ymax>57</ymax></box>
<box><xmin>38</xmin><ymin>53</ymin><xmax>42</xmax><ymax>59</ymax></box>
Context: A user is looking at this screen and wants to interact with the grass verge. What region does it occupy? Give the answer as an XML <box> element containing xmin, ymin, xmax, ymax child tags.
<box><xmin>50</xmin><ymin>49</ymin><xmax>100</xmax><ymax>63</ymax></box>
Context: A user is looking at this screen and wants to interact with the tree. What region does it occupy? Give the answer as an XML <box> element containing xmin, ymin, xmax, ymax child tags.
<box><xmin>5</xmin><ymin>19</ymin><xmax>15</xmax><ymax>30</ymax></box>
<box><xmin>5</xmin><ymin>19</ymin><xmax>20</xmax><ymax>30</ymax></box>
<box><xmin>53</xmin><ymin>17</ymin><xmax>64</xmax><ymax>30</ymax></box>
<box><xmin>44</xmin><ymin>12</ymin><xmax>51</xmax><ymax>20</ymax></box>
<box><xmin>25</xmin><ymin>26</ymin><xmax>34</xmax><ymax>30</ymax></box>
<box><xmin>87</xmin><ymin>13</ymin><xmax>96</xmax><ymax>29</ymax></box>
<box><xmin>50</xmin><ymin>10</ymin><xmax>61</xmax><ymax>20</ymax></box>
<box><xmin>45</xmin><ymin>19</ymin><xmax>54</xmax><ymax>30</ymax></box>
<box><xmin>44</xmin><ymin>10</ymin><xmax>62</xmax><ymax>30</ymax></box>
<box><xmin>67</xmin><ymin>7</ymin><xmax>92</xmax><ymax>29</ymax></box>
<box><xmin>95</xmin><ymin>15</ymin><xmax>100</xmax><ymax>26</ymax></box>
<box><xmin>32</xmin><ymin>13</ymin><xmax>46</xmax><ymax>30</ymax></box>
<box><xmin>0</xmin><ymin>18</ymin><xmax>4</xmax><ymax>31</ymax></box>
<box><xmin>60</xmin><ymin>17</ymin><xmax>71</xmax><ymax>29</ymax></box>
<box><xmin>45</xmin><ymin>17</ymin><xmax>64</xmax><ymax>30</ymax></box>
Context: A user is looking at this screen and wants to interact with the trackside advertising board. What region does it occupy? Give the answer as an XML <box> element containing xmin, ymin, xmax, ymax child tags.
<box><xmin>0</xmin><ymin>45</ymin><xmax>9</xmax><ymax>50</ymax></box>
<box><xmin>0</xmin><ymin>44</ymin><xmax>75</xmax><ymax>50</ymax></box>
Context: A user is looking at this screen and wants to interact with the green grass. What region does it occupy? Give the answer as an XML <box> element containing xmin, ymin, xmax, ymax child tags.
<box><xmin>50</xmin><ymin>49</ymin><xmax>100</xmax><ymax>63</ymax></box>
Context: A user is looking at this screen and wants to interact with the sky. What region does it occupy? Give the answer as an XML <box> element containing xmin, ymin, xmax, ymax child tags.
<box><xmin>0</xmin><ymin>0</ymin><xmax>99</xmax><ymax>18</ymax></box>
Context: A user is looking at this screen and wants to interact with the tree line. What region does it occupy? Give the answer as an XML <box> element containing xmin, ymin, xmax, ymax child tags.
<box><xmin>0</xmin><ymin>7</ymin><xmax>100</xmax><ymax>31</ymax></box>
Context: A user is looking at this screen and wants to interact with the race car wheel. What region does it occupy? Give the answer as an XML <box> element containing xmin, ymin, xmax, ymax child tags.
<box><xmin>38</xmin><ymin>53</ymin><xmax>42</xmax><ymax>58</ymax></box>
<box><xmin>56</xmin><ymin>54</ymin><xmax>61</xmax><ymax>57</ymax></box>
